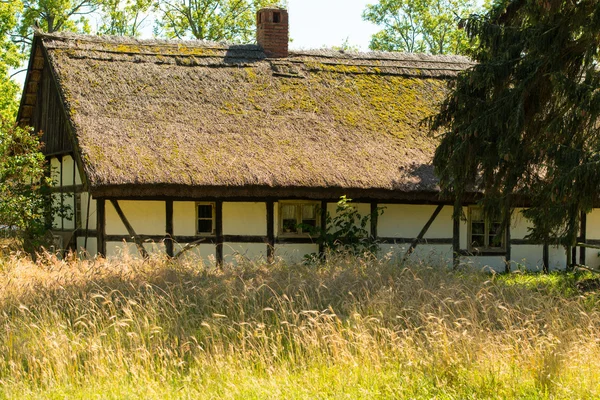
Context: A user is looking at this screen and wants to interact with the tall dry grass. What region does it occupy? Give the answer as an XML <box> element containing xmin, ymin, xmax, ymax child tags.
<box><xmin>0</xmin><ymin>251</ymin><xmax>598</xmax><ymax>398</ymax></box>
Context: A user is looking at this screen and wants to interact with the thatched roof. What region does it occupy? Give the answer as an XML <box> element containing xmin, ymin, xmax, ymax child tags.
<box><xmin>25</xmin><ymin>32</ymin><xmax>473</xmax><ymax>199</ymax></box>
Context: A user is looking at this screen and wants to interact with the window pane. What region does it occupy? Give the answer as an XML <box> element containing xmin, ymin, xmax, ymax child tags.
<box><xmin>302</xmin><ymin>205</ymin><xmax>316</xmax><ymax>219</ymax></box>
<box><xmin>471</xmin><ymin>208</ymin><xmax>484</xmax><ymax>222</ymax></box>
<box><xmin>198</xmin><ymin>219</ymin><xmax>213</xmax><ymax>234</ymax></box>
<box><xmin>282</xmin><ymin>205</ymin><xmax>296</xmax><ymax>219</ymax></box>
<box><xmin>302</xmin><ymin>218</ymin><xmax>317</xmax><ymax>229</ymax></box>
<box><xmin>283</xmin><ymin>219</ymin><xmax>297</xmax><ymax>233</ymax></box>
<box><xmin>472</xmin><ymin>222</ymin><xmax>485</xmax><ymax>235</ymax></box>
<box><xmin>198</xmin><ymin>205</ymin><xmax>212</xmax><ymax>218</ymax></box>
<box><xmin>489</xmin><ymin>222</ymin><xmax>503</xmax><ymax>247</ymax></box>
<box><xmin>471</xmin><ymin>234</ymin><xmax>485</xmax><ymax>248</ymax></box>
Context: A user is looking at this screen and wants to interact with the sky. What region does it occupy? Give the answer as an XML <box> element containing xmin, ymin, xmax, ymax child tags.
<box><xmin>287</xmin><ymin>0</ymin><xmax>379</xmax><ymax>51</ymax></box>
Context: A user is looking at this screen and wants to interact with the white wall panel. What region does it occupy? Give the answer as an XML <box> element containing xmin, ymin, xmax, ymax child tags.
<box><xmin>510</xmin><ymin>245</ymin><xmax>543</xmax><ymax>271</ymax></box>
<box><xmin>223</xmin><ymin>202</ymin><xmax>266</xmax><ymax>236</ymax></box>
<box><xmin>223</xmin><ymin>243</ymin><xmax>267</xmax><ymax>264</ymax></box>
<box><xmin>106</xmin><ymin>200</ymin><xmax>165</xmax><ymax>235</ymax></box>
<box><xmin>62</xmin><ymin>155</ymin><xmax>75</xmax><ymax>186</ymax></box>
<box><xmin>275</xmin><ymin>244</ymin><xmax>319</xmax><ymax>264</ymax></box>
<box><xmin>173</xmin><ymin>201</ymin><xmax>196</xmax><ymax>236</ymax></box>
<box><xmin>173</xmin><ymin>243</ymin><xmax>217</xmax><ymax>267</ymax></box>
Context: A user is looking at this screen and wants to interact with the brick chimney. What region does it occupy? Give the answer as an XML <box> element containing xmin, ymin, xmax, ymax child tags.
<box><xmin>256</xmin><ymin>7</ymin><xmax>289</xmax><ymax>58</ymax></box>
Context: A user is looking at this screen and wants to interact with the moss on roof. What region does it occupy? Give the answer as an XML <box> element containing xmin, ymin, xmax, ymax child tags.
<box><xmin>33</xmin><ymin>32</ymin><xmax>473</xmax><ymax>197</ymax></box>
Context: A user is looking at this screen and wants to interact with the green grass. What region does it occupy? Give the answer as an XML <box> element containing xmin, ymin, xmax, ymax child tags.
<box><xmin>0</xmin><ymin>252</ymin><xmax>599</xmax><ymax>399</ymax></box>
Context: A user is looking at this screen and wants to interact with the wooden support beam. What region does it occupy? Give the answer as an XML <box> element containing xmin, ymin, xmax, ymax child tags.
<box><xmin>215</xmin><ymin>200</ymin><xmax>223</xmax><ymax>266</ymax></box>
<box><xmin>267</xmin><ymin>200</ymin><xmax>275</xmax><ymax>262</ymax></box>
<box><xmin>504</xmin><ymin>212</ymin><xmax>511</xmax><ymax>273</ymax></box>
<box><xmin>319</xmin><ymin>200</ymin><xmax>327</xmax><ymax>256</ymax></box>
<box><xmin>403</xmin><ymin>204</ymin><xmax>443</xmax><ymax>262</ymax></box>
<box><xmin>165</xmin><ymin>200</ymin><xmax>174</xmax><ymax>257</ymax></box>
<box><xmin>109</xmin><ymin>199</ymin><xmax>149</xmax><ymax>259</ymax></box>
<box><xmin>453</xmin><ymin>204</ymin><xmax>460</xmax><ymax>269</ymax></box>
<box><xmin>97</xmin><ymin>199</ymin><xmax>106</xmax><ymax>256</ymax></box>
<box><xmin>543</xmin><ymin>242</ymin><xmax>549</xmax><ymax>274</ymax></box>
<box><xmin>580</xmin><ymin>211</ymin><xmax>587</xmax><ymax>265</ymax></box>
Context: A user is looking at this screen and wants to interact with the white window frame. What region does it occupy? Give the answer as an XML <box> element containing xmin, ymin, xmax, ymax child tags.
<box><xmin>195</xmin><ymin>202</ymin><xmax>216</xmax><ymax>236</ymax></box>
<box><xmin>278</xmin><ymin>200</ymin><xmax>320</xmax><ymax>236</ymax></box>
<box><xmin>467</xmin><ymin>206</ymin><xmax>506</xmax><ymax>252</ymax></box>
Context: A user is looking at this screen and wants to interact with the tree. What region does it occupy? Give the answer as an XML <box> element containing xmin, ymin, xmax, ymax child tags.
<box><xmin>430</xmin><ymin>0</ymin><xmax>600</xmax><ymax>269</ymax></box>
<box><xmin>0</xmin><ymin>0</ymin><xmax>25</xmax><ymax>119</ymax></box>
<box><xmin>0</xmin><ymin>118</ymin><xmax>50</xmax><ymax>251</ymax></box>
<box><xmin>362</xmin><ymin>0</ymin><xmax>484</xmax><ymax>55</ymax></box>
<box><xmin>154</xmin><ymin>0</ymin><xmax>285</xmax><ymax>42</ymax></box>
<box><xmin>98</xmin><ymin>0</ymin><xmax>152</xmax><ymax>36</ymax></box>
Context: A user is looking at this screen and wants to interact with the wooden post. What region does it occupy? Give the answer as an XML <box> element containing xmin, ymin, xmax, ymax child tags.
<box><xmin>453</xmin><ymin>203</ymin><xmax>460</xmax><ymax>269</ymax></box>
<box><xmin>370</xmin><ymin>202</ymin><xmax>378</xmax><ymax>239</ymax></box>
<box><xmin>403</xmin><ymin>204</ymin><xmax>443</xmax><ymax>262</ymax></box>
<box><xmin>165</xmin><ymin>200</ymin><xmax>174</xmax><ymax>257</ymax></box>
<box><xmin>215</xmin><ymin>200</ymin><xmax>223</xmax><ymax>266</ymax></box>
<box><xmin>504</xmin><ymin>212</ymin><xmax>511</xmax><ymax>273</ymax></box>
<box><xmin>543</xmin><ymin>242</ymin><xmax>549</xmax><ymax>274</ymax></box>
<box><xmin>110</xmin><ymin>199</ymin><xmax>149</xmax><ymax>259</ymax></box>
<box><xmin>580</xmin><ymin>211</ymin><xmax>587</xmax><ymax>265</ymax></box>
<box><xmin>318</xmin><ymin>200</ymin><xmax>328</xmax><ymax>257</ymax></box>
<box><xmin>267</xmin><ymin>201</ymin><xmax>275</xmax><ymax>262</ymax></box>
<box><xmin>97</xmin><ymin>198</ymin><xmax>106</xmax><ymax>257</ymax></box>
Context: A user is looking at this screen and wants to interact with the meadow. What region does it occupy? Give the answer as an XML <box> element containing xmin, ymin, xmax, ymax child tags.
<box><xmin>0</xmin><ymin>250</ymin><xmax>599</xmax><ymax>399</ymax></box>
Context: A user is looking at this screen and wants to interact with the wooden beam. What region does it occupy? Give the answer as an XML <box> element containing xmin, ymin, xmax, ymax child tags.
<box><xmin>215</xmin><ymin>200</ymin><xmax>223</xmax><ymax>266</ymax></box>
<box><xmin>319</xmin><ymin>200</ymin><xmax>327</xmax><ymax>256</ymax></box>
<box><xmin>267</xmin><ymin>201</ymin><xmax>275</xmax><ymax>262</ymax></box>
<box><xmin>97</xmin><ymin>199</ymin><xmax>106</xmax><ymax>256</ymax></box>
<box><xmin>580</xmin><ymin>211</ymin><xmax>587</xmax><ymax>265</ymax></box>
<box><xmin>543</xmin><ymin>242</ymin><xmax>549</xmax><ymax>274</ymax></box>
<box><xmin>109</xmin><ymin>199</ymin><xmax>149</xmax><ymax>259</ymax></box>
<box><xmin>504</xmin><ymin>212</ymin><xmax>511</xmax><ymax>273</ymax></box>
<box><xmin>403</xmin><ymin>204</ymin><xmax>443</xmax><ymax>262</ymax></box>
<box><xmin>453</xmin><ymin>204</ymin><xmax>460</xmax><ymax>269</ymax></box>
<box><xmin>165</xmin><ymin>200</ymin><xmax>174</xmax><ymax>257</ymax></box>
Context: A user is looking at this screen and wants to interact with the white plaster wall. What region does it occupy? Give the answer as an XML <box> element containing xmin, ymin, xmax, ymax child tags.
<box><xmin>460</xmin><ymin>256</ymin><xmax>506</xmax><ymax>272</ymax></box>
<box><xmin>223</xmin><ymin>243</ymin><xmax>267</xmax><ymax>264</ymax></box>
<box><xmin>511</xmin><ymin>208</ymin><xmax>534</xmax><ymax>239</ymax></box>
<box><xmin>585</xmin><ymin>248</ymin><xmax>600</xmax><ymax>269</ymax></box>
<box><xmin>275</xmin><ymin>244</ymin><xmax>319</xmax><ymax>264</ymax></box>
<box><xmin>106</xmin><ymin>200</ymin><xmax>165</xmax><ymax>235</ymax></box>
<box><xmin>378</xmin><ymin>204</ymin><xmax>454</xmax><ymax>239</ymax></box>
<box><xmin>80</xmin><ymin>192</ymin><xmax>97</xmax><ymax>230</ymax></box>
<box><xmin>173</xmin><ymin>243</ymin><xmax>217</xmax><ymax>267</ymax></box>
<box><xmin>510</xmin><ymin>245</ymin><xmax>543</xmax><ymax>271</ymax></box>
<box><xmin>106</xmin><ymin>241</ymin><xmax>166</xmax><ymax>258</ymax></box>
<box><xmin>76</xmin><ymin>237</ymin><xmax>97</xmax><ymax>257</ymax></box>
<box><xmin>51</xmin><ymin>193</ymin><xmax>61</xmax><ymax>229</ymax></box>
<box><xmin>173</xmin><ymin>201</ymin><xmax>196</xmax><ymax>236</ymax></box>
<box><xmin>223</xmin><ymin>202</ymin><xmax>266</xmax><ymax>236</ymax></box>
<box><xmin>50</xmin><ymin>157</ymin><xmax>60</xmax><ymax>187</ymax></box>
<box><xmin>62</xmin><ymin>193</ymin><xmax>75</xmax><ymax>230</ymax></box>
<box><xmin>548</xmin><ymin>245</ymin><xmax>567</xmax><ymax>271</ymax></box>
<box><xmin>326</xmin><ymin>202</ymin><xmax>371</xmax><ymax>232</ymax></box>
<box><xmin>62</xmin><ymin>155</ymin><xmax>75</xmax><ymax>186</ymax></box>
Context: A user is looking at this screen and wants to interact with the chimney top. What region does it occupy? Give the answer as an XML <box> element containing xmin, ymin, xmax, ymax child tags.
<box><xmin>256</xmin><ymin>8</ymin><xmax>289</xmax><ymax>58</ymax></box>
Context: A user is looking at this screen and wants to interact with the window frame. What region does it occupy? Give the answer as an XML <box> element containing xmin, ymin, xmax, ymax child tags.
<box><xmin>278</xmin><ymin>200</ymin><xmax>321</xmax><ymax>237</ymax></box>
<box><xmin>467</xmin><ymin>206</ymin><xmax>506</xmax><ymax>252</ymax></box>
<box><xmin>195</xmin><ymin>202</ymin><xmax>216</xmax><ymax>236</ymax></box>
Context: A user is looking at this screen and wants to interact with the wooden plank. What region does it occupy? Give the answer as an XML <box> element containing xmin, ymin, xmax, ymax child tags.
<box><xmin>319</xmin><ymin>200</ymin><xmax>327</xmax><ymax>255</ymax></box>
<box><xmin>402</xmin><ymin>204</ymin><xmax>443</xmax><ymax>261</ymax></box>
<box><xmin>378</xmin><ymin>237</ymin><xmax>453</xmax><ymax>244</ymax></box>
<box><xmin>580</xmin><ymin>211</ymin><xmax>587</xmax><ymax>265</ymax></box>
<box><xmin>215</xmin><ymin>200</ymin><xmax>223</xmax><ymax>266</ymax></box>
<box><xmin>543</xmin><ymin>243</ymin><xmax>549</xmax><ymax>273</ymax></box>
<box><xmin>165</xmin><ymin>200</ymin><xmax>174</xmax><ymax>257</ymax></box>
<box><xmin>267</xmin><ymin>200</ymin><xmax>275</xmax><ymax>262</ymax></box>
<box><xmin>504</xmin><ymin>213</ymin><xmax>511</xmax><ymax>273</ymax></box>
<box><xmin>97</xmin><ymin>199</ymin><xmax>106</xmax><ymax>256</ymax></box>
<box><xmin>453</xmin><ymin>203</ymin><xmax>460</xmax><ymax>269</ymax></box>
<box><xmin>109</xmin><ymin>199</ymin><xmax>149</xmax><ymax>259</ymax></box>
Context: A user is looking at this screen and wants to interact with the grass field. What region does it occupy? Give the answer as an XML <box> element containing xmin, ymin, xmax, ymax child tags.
<box><xmin>0</xmin><ymin>252</ymin><xmax>599</xmax><ymax>399</ymax></box>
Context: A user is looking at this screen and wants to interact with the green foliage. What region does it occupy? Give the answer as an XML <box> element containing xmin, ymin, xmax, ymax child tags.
<box><xmin>154</xmin><ymin>0</ymin><xmax>286</xmax><ymax>42</ymax></box>
<box><xmin>302</xmin><ymin>196</ymin><xmax>384</xmax><ymax>257</ymax></box>
<box><xmin>98</xmin><ymin>0</ymin><xmax>152</xmax><ymax>36</ymax></box>
<box><xmin>362</xmin><ymin>0</ymin><xmax>485</xmax><ymax>55</ymax></box>
<box><xmin>430</xmin><ymin>0</ymin><xmax>600</xmax><ymax>256</ymax></box>
<box><xmin>0</xmin><ymin>118</ymin><xmax>51</xmax><ymax>250</ymax></box>
<box><xmin>0</xmin><ymin>1</ymin><xmax>25</xmax><ymax>120</ymax></box>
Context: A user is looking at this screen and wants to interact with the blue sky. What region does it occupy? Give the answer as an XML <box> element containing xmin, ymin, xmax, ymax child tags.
<box><xmin>288</xmin><ymin>0</ymin><xmax>379</xmax><ymax>50</ymax></box>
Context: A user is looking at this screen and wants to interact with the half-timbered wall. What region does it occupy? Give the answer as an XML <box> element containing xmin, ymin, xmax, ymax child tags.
<box><xmin>66</xmin><ymin>199</ymin><xmax>589</xmax><ymax>271</ymax></box>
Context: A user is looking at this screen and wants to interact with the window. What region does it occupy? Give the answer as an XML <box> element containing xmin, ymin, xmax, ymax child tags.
<box><xmin>468</xmin><ymin>207</ymin><xmax>505</xmax><ymax>251</ymax></box>
<box><xmin>196</xmin><ymin>202</ymin><xmax>215</xmax><ymax>235</ymax></box>
<box><xmin>273</xmin><ymin>11</ymin><xmax>281</xmax><ymax>23</ymax></box>
<box><xmin>279</xmin><ymin>201</ymin><xmax>319</xmax><ymax>235</ymax></box>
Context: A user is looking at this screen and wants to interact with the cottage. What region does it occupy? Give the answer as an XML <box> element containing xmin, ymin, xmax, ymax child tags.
<box><xmin>16</xmin><ymin>8</ymin><xmax>597</xmax><ymax>270</ymax></box>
